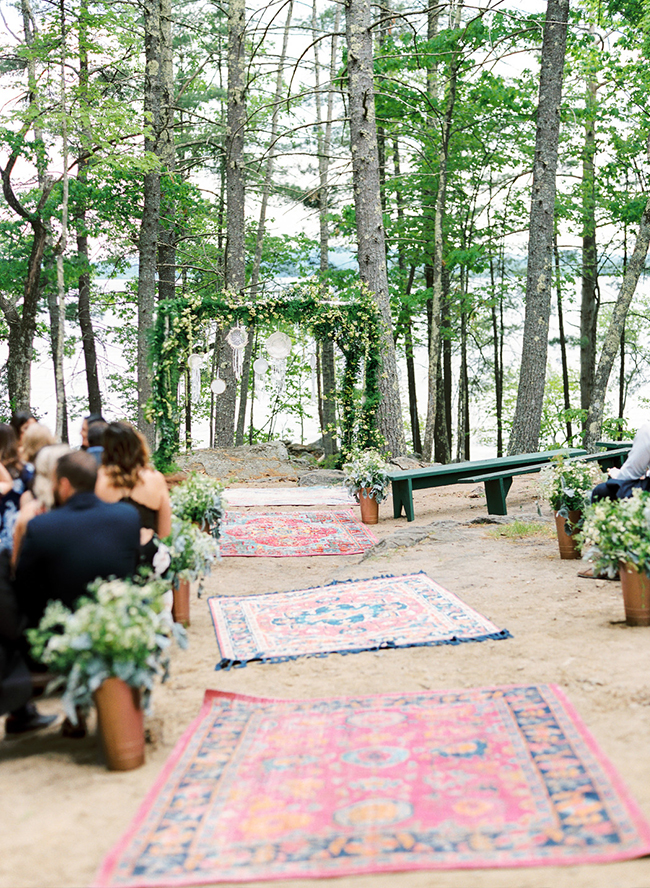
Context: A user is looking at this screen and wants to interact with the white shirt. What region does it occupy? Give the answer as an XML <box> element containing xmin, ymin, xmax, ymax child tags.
<box><xmin>615</xmin><ymin>422</ymin><xmax>650</xmax><ymax>481</ymax></box>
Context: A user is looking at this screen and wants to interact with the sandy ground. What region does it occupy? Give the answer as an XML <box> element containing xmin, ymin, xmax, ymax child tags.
<box><xmin>2</xmin><ymin>477</ymin><xmax>650</xmax><ymax>888</ymax></box>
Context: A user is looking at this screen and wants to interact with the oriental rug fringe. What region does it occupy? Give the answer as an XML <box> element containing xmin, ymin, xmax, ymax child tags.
<box><xmin>208</xmin><ymin>572</ymin><xmax>510</xmax><ymax>669</ymax></box>
<box><xmin>95</xmin><ymin>685</ymin><xmax>650</xmax><ymax>886</ymax></box>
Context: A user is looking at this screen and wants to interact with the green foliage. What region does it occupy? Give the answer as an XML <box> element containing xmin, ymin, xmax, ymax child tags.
<box><xmin>169</xmin><ymin>473</ymin><xmax>225</xmax><ymax>537</ymax></box>
<box><xmin>579</xmin><ymin>490</ymin><xmax>650</xmax><ymax>576</ymax></box>
<box><xmin>343</xmin><ymin>449</ymin><xmax>391</xmax><ymax>504</ymax></box>
<box><xmin>537</xmin><ymin>455</ymin><xmax>604</xmax><ymax>518</ymax></box>
<box><xmin>161</xmin><ymin>516</ymin><xmax>219</xmax><ymax>583</ymax></box>
<box><xmin>26</xmin><ymin>576</ymin><xmax>187</xmax><ymax>721</ymax></box>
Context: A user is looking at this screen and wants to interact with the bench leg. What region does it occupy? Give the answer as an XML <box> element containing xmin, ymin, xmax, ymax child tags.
<box><xmin>484</xmin><ymin>477</ymin><xmax>512</xmax><ymax>516</ymax></box>
<box><xmin>392</xmin><ymin>479</ymin><xmax>414</xmax><ymax>521</ymax></box>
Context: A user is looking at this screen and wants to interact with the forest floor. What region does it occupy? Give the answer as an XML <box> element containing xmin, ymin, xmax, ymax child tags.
<box><xmin>2</xmin><ymin>463</ymin><xmax>650</xmax><ymax>888</ymax></box>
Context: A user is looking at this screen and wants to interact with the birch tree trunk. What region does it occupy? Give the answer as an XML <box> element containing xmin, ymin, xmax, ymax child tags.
<box><xmin>507</xmin><ymin>0</ymin><xmax>569</xmax><ymax>454</ymax></box>
<box><xmin>345</xmin><ymin>0</ymin><xmax>405</xmax><ymax>456</ymax></box>
<box><xmin>583</xmin><ymin>191</ymin><xmax>650</xmax><ymax>447</ymax></box>
<box><xmin>216</xmin><ymin>0</ymin><xmax>246</xmax><ymax>446</ymax></box>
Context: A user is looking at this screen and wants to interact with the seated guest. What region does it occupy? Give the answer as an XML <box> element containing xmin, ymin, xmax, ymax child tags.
<box><xmin>592</xmin><ymin>422</ymin><xmax>650</xmax><ymax>502</ymax></box>
<box><xmin>14</xmin><ymin>450</ymin><xmax>140</xmax><ymax>630</ymax></box>
<box><xmin>19</xmin><ymin>423</ymin><xmax>56</xmax><ymax>494</ymax></box>
<box><xmin>86</xmin><ymin>420</ymin><xmax>107</xmax><ymax>466</ymax></box>
<box><xmin>80</xmin><ymin>413</ymin><xmax>105</xmax><ymax>450</ymax></box>
<box><xmin>96</xmin><ymin>422</ymin><xmax>171</xmax><ymax>567</ymax></box>
<box><xmin>9</xmin><ymin>411</ymin><xmax>36</xmax><ymax>445</ymax></box>
<box><xmin>0</xmin><ymin>424</ymin><xmax>33</xmax><ymax>552</ymax></box>
<box><xmin>12</xmin><ymin>444</ymin><xmax>72</xmax><ymax>570</ymax></box>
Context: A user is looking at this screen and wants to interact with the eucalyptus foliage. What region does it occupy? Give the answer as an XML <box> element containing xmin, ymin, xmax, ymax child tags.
<box><xmin>343</xmin><ymin>449</ymin><xmax>391</xmax><ymax>503</ymax></box>
<box><xmin>169</xmin><ymin>473</ymin><xmax>225</xmax><ymax>537</ymax></box>
<box><xmin>578</xmin><ymin>490</ymin><xmax>650</xmax><ymax>578</ymax></box>
<box><xmin>27</xmin><ymin>577</ymin><xmax>187</xmax><ymax>722</ymax></box>
<box><xmin>162</xmin><ymin>515</ymin><xmax>219</xmax><ymax>583</ymax></box>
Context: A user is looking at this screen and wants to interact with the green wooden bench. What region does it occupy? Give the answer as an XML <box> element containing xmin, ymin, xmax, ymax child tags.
<box><xmin>457</xmin><ymin>446</ymin><xmax>632</xmax><ymax>516</ymax></box>
<box><xmin>389</xmin><ymin>449</ymin><xmax>586</xmax><ymax>521</ymax></box>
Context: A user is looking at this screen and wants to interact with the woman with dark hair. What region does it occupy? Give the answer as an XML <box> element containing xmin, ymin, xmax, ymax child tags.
<box><xmin>0</xmin><ymin>424</ymin><xmax>34</xmax><ymax>552</ymax></box>
<box><xmin>95</xmin><ymin>421</ymin><xmax>171</xmax><ymax>565</ymax></box>
<box><xmin>9</xmin><ymin>411</ymin><xmax>35</xmax><ymax>444</ymax></box>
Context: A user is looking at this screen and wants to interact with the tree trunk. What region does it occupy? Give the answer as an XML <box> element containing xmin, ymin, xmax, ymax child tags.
<box><xmin>314</xmin><ymin>1</ymin><xmax>341</xmax><ymax>456</ymax></box>
<box><xmin>217</xmin><ymin>0</ymin><xmax>247</xmax><ymax>446</ymax></box>
<box><xmin>75</xmin><ymin>1</ymin><xmax>102</xmax><ymax>415</ymax></box>
<box><xmin>345</xmin><ymin>0</ymin><xmax>405</xmax><ymax>456</ymax></box>
<box><xmin>583</xmin><ymin>193</ymin><xmax>650</xmax><ymax>447</ymax></box>
<box><xmin>580</xmin><ymin>65</ymin><xmax>599</xmax><ymax>417</ymax></box>
<box><xmin>508</xmin><ymin>0</ymin><xmax>569</xmax><ymax>455</ymax></box>
<box><xmin>157</xmin><ymin>0</ymin><xmax>176</xmax><ymax>308</ymax></box>
<box><xmin>235</xmin><ymin>0</ymin><xmax>293</xmax><ymax>446</ymax></box>
<box><xmin>554</xmin><ymin>233</ymin><xmax>572</xmax><ymax>443</ymax></box>
<box><xmin>137</xmin><ymin>0</ymin><xmax>163</xmax><ymax>448</ymax></box>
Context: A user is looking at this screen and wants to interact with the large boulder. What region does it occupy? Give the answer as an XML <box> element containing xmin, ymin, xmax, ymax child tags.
<box><xmin>298</xmin><ymin>469</ymin><xmax>346</xmax><ymax>487</ymax></box>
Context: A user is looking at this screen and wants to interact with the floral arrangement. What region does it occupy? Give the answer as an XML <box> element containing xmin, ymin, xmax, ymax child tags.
<box><xmin>537</xmin><ymin>456</ymin><xmax>603</xmax><ymax>533</ymax></box>
<box><xmin>27</xmin><ymin>577</ymin><xmax>187</xmax><ymax>722</ymax></box>
<box><xmin>343</xmin><ymin>448</ymin><xmax>391</xmax><ymax>503</ymax></box>
<box><xmin>162</xmin><ymin>516</ymin><xmax>220</xmax><ymax>584</ymax></box>
<box><xmin>170</xmin><ymin>473</ymin><xmax>225</xmax><ymax>538</ymax></box>
<box><xmin>578</xmin><ymin>490</ymin><xmax>650</xmax><ymax>578</ymax></box>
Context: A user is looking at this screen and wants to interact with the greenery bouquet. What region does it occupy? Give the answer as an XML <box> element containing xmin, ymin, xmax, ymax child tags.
<box><xmin>162</xmin><ymin>516</ymin><xmax>220</xmax><ymax>585</ymax></box>
<box><xmin>170</xmin><ymin>473</ymin><xmax>225</xmax><ymax>538</ymax></box>
<box><xmin>27</xmin><ymin>577</ymin><xmax>187</xmax><ymax>722</ymax></box>
<box><xmin>578</xmin><ymin>490</ymin><xmax>650</xmax><ymax>579</ymax></box>
<box><xmin>538</xmin><ymin>456</ymin><xmax>603</xmax><ymax>533</ymax></box>
<box><xmin>343</xmin><ymin>449</ymin><xmax>391</xmax><ymax>503</ymax></box>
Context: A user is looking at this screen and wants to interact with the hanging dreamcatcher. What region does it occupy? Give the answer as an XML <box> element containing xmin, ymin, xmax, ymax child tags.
<box><xmin>188</xmin><ymin>353</ymin><xmax>206</xmax><ymax>401</ymax></box>
<box><xmin>265</xmin><ymin>332</ymin><xmax>292</xmax><ymax>394</ymax></box>
<box><xmin>252</xmin><ymin>356</ymin><xmax>269</xmax><ymax>388</ymax></box>
<box><xmin>226</xmin><ymin>324</ymin><xmax>249</xmax><ymax>380</ymax></box>
<box><xmin>210</xmin><ymin>373</ymin><xmax>226</xmax><ymax>395</ymax></box>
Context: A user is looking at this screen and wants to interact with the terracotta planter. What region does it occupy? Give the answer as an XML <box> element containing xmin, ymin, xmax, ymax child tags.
<box><xmin>172</xmin><ymin>576</ymin><xmax>191</xmax><ymax>627</ymax></box>
<box><xmin>359</xmin><ymin>489</ymin><xmax>379</xmax><ymax>525</ymax></box>
<box><xmin>620</xmin><ymin>563</ymin><xmax>650</xmax><ymax>627</ymax></box>
<box><xmin>93</xmin><ymin>677</ymin><xmax>145</xmax><ymax>771</ymax></box>
<box><xmin>554</xmin><ymin>510</ymin><xmax>582</xmax><ymax>560</ymax></box>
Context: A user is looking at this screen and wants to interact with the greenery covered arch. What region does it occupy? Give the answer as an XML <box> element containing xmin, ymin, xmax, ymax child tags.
<box><xmin>149</xmin><ymin>279</ymin><xmax>386</xmax><ymax>468</ymax></box>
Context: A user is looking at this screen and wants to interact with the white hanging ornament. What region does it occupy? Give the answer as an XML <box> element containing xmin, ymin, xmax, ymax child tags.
<box><xmin>226</xmin><ymin>324</ymin><xmax>249</xmax><ymax>380</ymax></box>
<box><xmin>211</xmin><ymin>374</ymin><xmax>226</xmax><ymax>395</ymax></box>
<box><xmin>188</xmin><ymin>353</ymin><xmax>205</xmax><ymax>401</ymax></box>
<box><xmin>253</xmin><ymin>356</ymin><xmax>269</xmax><ymax>387</ymax></box>
<box><xmin>265</xmin><ymin>331</ymin><xmax>292</xmax><ymax>394</ymax></box>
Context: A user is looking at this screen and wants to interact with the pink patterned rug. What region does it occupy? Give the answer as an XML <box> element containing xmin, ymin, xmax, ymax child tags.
<box><xmin>219</xmin><ymin>509</ymin><xmax>377</xmax><ymax>556</ymax></box>
<box><xmin>95</xmin><ymin>685</ymin><xmax>650</xmax><ymax>886</ymax></box>
<box><xmin>208</xmin><ymin>573</ymin><xmax>510</xmax><ymax>668</ymax></box>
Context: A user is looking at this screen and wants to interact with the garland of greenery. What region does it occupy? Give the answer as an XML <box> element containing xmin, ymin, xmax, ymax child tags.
<box><xmin>149</xmin><ymin>279</ymin><xmax>385</xmax><ymax>469</ymax></box>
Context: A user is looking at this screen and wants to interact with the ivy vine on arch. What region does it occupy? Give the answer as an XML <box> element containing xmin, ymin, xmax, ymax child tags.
<box><xmin>149</xmin><ymin>280</ymin><xmax>386</xmax><ymax>468</ymax></box>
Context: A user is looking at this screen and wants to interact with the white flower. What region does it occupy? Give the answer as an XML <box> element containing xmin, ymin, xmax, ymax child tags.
<box><xmin>153</xmin><ymin>543</ymin><xmax>172</xmax><ymax>577</ymax></box>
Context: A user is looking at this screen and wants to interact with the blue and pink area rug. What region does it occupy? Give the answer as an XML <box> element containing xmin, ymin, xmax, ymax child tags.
<box><xmin>208</xmin><ymin>573</ymin><xmax>510</xmax><ymax>669</ymax></box>
<box><xmin>218</xmin><ymin>509</ymin><xmax>377</xmax><ymax>557</ymax></box>
<box><xmin>95</xmin><ymin>685</ymin><xmax>650</xmax><ymax>886</ymax></box>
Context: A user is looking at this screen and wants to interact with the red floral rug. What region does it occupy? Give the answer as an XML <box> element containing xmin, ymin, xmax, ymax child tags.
<box><xmin>218</xmin><ymin>509</ymin><xmax>377</xmax><ymax>556</ymax></box>
<box><xmin>95</xmin><ymin>685</ymin><xmax>650</xmax><ymax>886</ymax></box>
<box><xmin>208</xmin><ymin>572</ymin><xmax>511</xmax><ymax>668</ymax></box>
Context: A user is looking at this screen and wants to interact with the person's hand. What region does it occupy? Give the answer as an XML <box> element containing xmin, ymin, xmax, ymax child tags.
<box><xmin>608</xmin><ymin>466</ymin><xmax>621</xmax><ymax>478</ymax></box>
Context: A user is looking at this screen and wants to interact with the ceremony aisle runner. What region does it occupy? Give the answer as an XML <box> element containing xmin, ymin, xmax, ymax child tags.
<box><xmin>223</xmin><ymin>487</ymin><xmax>354</xmax><ymax>507</ymax></box>
<box><xmin>208</xmin><ymin>572</ymin><xmax>510</xmax><ymax>668</ymax></box>
<box><xmin>95</xmin><ymin>685</ymin><xmax>650</xmax><ymax>887</ymax></box>
<box><xmin>218</xmin><ymin>509</ymin><xmax>377</xmax><ymax>556</ymax></box>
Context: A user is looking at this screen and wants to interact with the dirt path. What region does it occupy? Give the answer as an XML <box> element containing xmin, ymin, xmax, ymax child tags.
<box><xmin>2</xmin><ymin>477</ymin><xmax>650</xmax><ymax>888</ymax></box>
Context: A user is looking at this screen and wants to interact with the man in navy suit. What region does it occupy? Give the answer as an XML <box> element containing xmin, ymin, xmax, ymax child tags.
<box><xmin>5</xmin><ymin>451</ymin><xmax>140</xmax><ymax>735</ymax></box>
<box><xmin>15</xmin><ymin>450</ymin><xmax>141</xmax><ymax>629</ymax></box>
